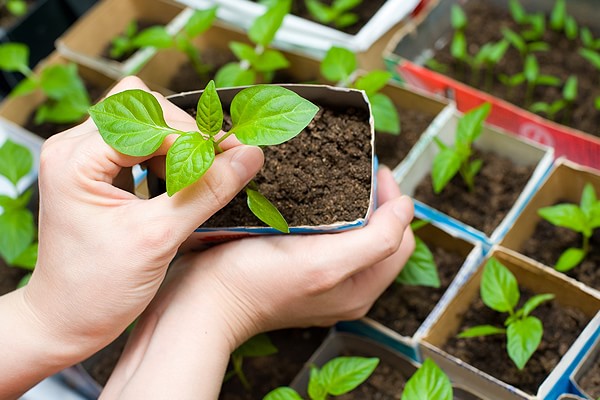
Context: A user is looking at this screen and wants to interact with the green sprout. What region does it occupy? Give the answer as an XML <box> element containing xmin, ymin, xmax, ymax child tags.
<box><xmin>263</xmin><ymin>356</ymin><xmax>379</xmax><ymax>400</ymax></box>
<box><xmin>449</xmin><ymin>5</ymin><xmax>468</xmax><ymax>67</ymax></box>
<box><xmin>431</xmin><ymin>102</ymin><xmax>491</xmax><ymax>194</ymax></box>
<box><xmin>0</xmin><ymin>43</ymin><xmax>90</xmax><ymax>125</ymax></box>
<box><xmin>500</xmin><ymin>54</ymin><xmax>561</xmax><ymax>106</ymax></box>
<box><xmin>224</xmin><ymin>334</ymin><xmax>278</xmax><ymax>391</ymax></box>
<box><xmin>530</xmin><ymin>75</ymin><xmax>577</xmax><ymax>121</ymax></box>
<box><xmin>550</xmin><ymin>0</ymin><xmax>578</xmax><ymax>39</ymax></box>
<box><xmin>508</xmin><ymin>0</ymin><xmax>527</xmax><ymax>25</ymax></box>
<box><xmin>110</xmin><ymin>7</ymin><xmax>218</xmax><ymax>76</ymax></box>
<box><xmin>538</xmin><ymin>183</ymin><xmax>600</xmax><ymax>272</ymax></box>
<box><xmin>458</xmin><ymin>258</ymin><xmax>554</xmax><ymax>370</ymax></box>
<box><xmin>1</xmin><ymin>0</ymin><xmax>26</xmax><ymax>16</ymax></box>
<box><xmin>320</xmin><ymin>46</ymin><xmax>400</xmax><ymax>135</ymax></box>
<box><xmin>304</xmin><ymin>0</ymin><xmax>362</xmax><ymax>29</ymax></box>
<box><xmin>579</xmin><ymin>48</ymin><xmax>600</xmax><ymax>72</ymax></box>
<box><xmin>471</xmin><ymin>40</ymin><xmax>509</xmax><ymax>90</ymax></box>
<box><xmin>396</xmin><ymin>220</ymin><xmax>440</xmax><ymax>288</ymax></box>
<box><xmin>215</xmin><ymin>0</ymin><xmax>290</xmax><ymax>87</ymax></box>
<box><xmin>401</xmin><ymin>359</ymin><xmax>453</xmax><ymax>400</ymax></box>
<box><xmin>0</xmin><ymin>140</ymin><xmax>38</xmax><ymax>288</ymax></box>
<box><xmin>501</xmin><ymin>27</ymin><xmax>550</xmax><ymax>58</ymax></box>
<box><xmin>581</xmin><ymin>27</ymin><xmax>600</xmax><ymax>50</ymax></box>
<box><xmin>89</xmin><ymin>81</ymin><xmax>318</xmax><ymax>233</ymax></box>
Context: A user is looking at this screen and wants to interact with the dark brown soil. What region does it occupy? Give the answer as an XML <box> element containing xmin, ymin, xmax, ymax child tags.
<box><xmin>444</xmin><ymin>289</ymin><xmax>590</xmax><ymax>395</ymax></box>
<box><xmin>430</xmin><ymin>1</ymin><xmax>600</xmax><ymax>136</ymax></box>
<box><xmin>102</xmin><ymin>19</ymin><xmax>163</xmax><ymax>63</ymax></box>
<box><xmin>0</xmin><ymin>0</ymin><xmax>35</xmax><ymax>29</ymax></box>
<box><xmin>414</xmin><ymin>149</ymin><xmax>535</xmax><ymax>235</ymax></box>
<box><xmin>367</xmin><ymin>243</ymin><xmax>466</xmax><ymax>337</ymax></box>
<box><xmin>375</xmin><ymin>106</ymin><xmax>434</xmax><ymax>169</ymax></box>
<box><xmin>220</xmin><ymin>328</ymin><xmax>329</xmax><ymax>400</ymax></box>
<box><xmin>199</xmin><ymin>107</ymin><xmax>372</xmax><ymax>228</ymax></box>
<box><xmin>520</xmin><ymin>216</ymin><xmax>600</xmax><ymax>292</ymax></box>
<box><xmin>579</xmin><ymin>354</ymin><xmax>600</xmax><ymax>399</ymax></box>
<box><xmin>82</xmin><ymin>333</ymin><xmax>129</xmax><ymax>386</ymax></box>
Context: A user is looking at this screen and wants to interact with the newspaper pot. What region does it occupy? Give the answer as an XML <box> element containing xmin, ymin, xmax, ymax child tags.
<box><xmin>501</xmin><ymin>158</ymin><xmax>600</xmax><ymax>297</ymax></box>
<box><xmin>571</xmin><ymin>334</ymin><xmax>600</xmax><ymax>399</ymax></box>
<box><xmin>384</xmin><ymin>0</ymin><xmax>600</xmax><ymax>170</ymax></box>
<box><xmin>396</xmin><ymin>110</ymin><xmax>554</xmax><ymax>247</ymax></box>
<box><xmin>337</xmin><ymin>220</ymin><xmax>484</xmax><ymax>362</ymax></box>
<box><xmin>55</xmin><ymin>0</ymin><xmax>190</xmax><ymax>78</ymax></box>
<box><xmin>421</xmin><ymin>247</ymin><xmax>600</xmax><ymax>400</ymax></box>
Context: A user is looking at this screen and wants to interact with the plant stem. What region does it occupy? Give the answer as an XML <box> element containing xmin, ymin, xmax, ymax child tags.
<box><xmin>233</xmin><ymin>356</ymin><xmax>251</xmax><ymax>391</ymax></box>
<box><xmin>583</xmin><ymin>234</ymin><xmax>590</xmax><ymax>255</ymax></box>
<box><xmin>525</xmin><ymin>82</ymin><xmax>535</xmax><ymax>107</ymax></box>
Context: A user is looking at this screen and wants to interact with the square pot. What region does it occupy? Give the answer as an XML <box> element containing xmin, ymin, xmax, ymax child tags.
<box><xmin>55</xmin><ymin>0</ymin><xmax>190</xmax><ymax>78</ymax></box>
<box><xmin>421</xmin><ymin>247</ymin><xmax>600</xmax><ymax>400</ymax></box>
<box><xmin>571</xmin><ymin>333</ymin><xmax>600</xmax><ymax>400</ymax></box>
<box><xmin>501</xmin><ymin>158</ymin><xmax>600</xmax><ymax>298</ymax></box>
<box><xmin>397</xmin><ymin>111</ymin><xmax>554</xmax><ymax>247</ymax></box>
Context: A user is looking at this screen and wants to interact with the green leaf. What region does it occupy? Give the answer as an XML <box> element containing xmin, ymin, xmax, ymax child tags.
<box><xmin>321</xmin><ymin>46</ymin><xmax>356</xmax><ymax>83</ymax></box>
<box><xmin>165</xmin><ymin>132</ymin><xmax>215</xmax><ymax>196</ymax></box>
<box><xmin>458</xmin><ymin>324</ymin><xmax>506</xmax><ymax>338</ymax></box>
<box><xmin>550</xmin><ymin>0</ymin><xmax>566</xmax><ymax>31</ymax></box>
<box><xmin>520</xmin><ymin>293</ymin><xmax>554</xmax><ymax>317</ymax></box>
<box><xmin>508</xmin><ymin>0</ymin><xmax>527</xmax><ymax>24</ymax></box>
<box><xmin>0</xmin><ymin>191</ymin><xmax>31</xmax><ymax>212</ymax></box>
<box><xmin>502</xmin><ymin>27</ymin><xmax>526</xmax><ymax>54</ymax></box>
<box><xmin>456</xmin><ymin>103</ymin><xmax>491</xmax><ymax>146</ymax></box>
<box><xmin>252</xmin><ymin>49</ymin><xmax>290</xmax><ymax>72</ymax></box>
<box><xmin>396</xmin><ymin>236</ymin><xmax>440</xmax><ymax>288</ymax></box>
<box><xmin>562</xmin><ymin>75</ymin><xmax>578</xmax><ymax>102</ymax></box>
<box><xmin>537</xmin><ymin>75</ymin><xmax>562</xmax><ymax>87</ymax></box>
<box><xmin>263</xmin><ymin>387</ymin><xmax>303</xmax><ymax>400</ymax></box>
<box><xmin>402</xmin><ymin>358</ymin><xmax>453</xmax><ymax>400</ymax></box>
<box><xmin>0</xmin><ymin>139</ymin><xmax>33</xmax><ymax>186</ymax></box>
<box><xmin>248</xmin><ymin>0</ymin><xmax>290</xmax><ymax>47</ymax></box>
<box><xmin>332</xmin><ymin>0</ymin><xmax>361</xmax><ymax>13</ymax></box>
<box><xmin>0</xmin><ymin>43</ymin><xmax>29</xmax><ymax>74</ymax></box>
<box><xmin>214</xmin><ymin>63</ymin><xmax>257</xmax><ymax>88</ymax></box>
<box><xmin>580</xmin><ymin>183</ymin><xmax>598</xmax><ymax>220</ymax></box>
<box><xmin>17</xmin><ymin>273</ymin><xmax>31</xmax><ymax>288</ymax></box>
<box><xmin>39</xmin><ymin>63</ymin><xmax>88</xmax><ymax>101</ymax></box>
<box><xmin>353</xmin><ymin>70</ymin><xmax>392</xmax><ymax>95</ymax></box>
<box><xmin>334</xmin><ymin>12</ymin><xmax>358</xmax><ymax>28</ymax></box>
<box><xmin>35</xmin><ymin>95</ymin><xmax>89</xmax><ymax>125</ymax></box>
<box><xmin>555</xmin><ymin>247</ymin><xmax>586</xmax><ymax>272</ymax></box>
<box><xmin>308</xmin><ymin>365</ymin><xmax>327</xmax><ymax>400</ymax></box>
<box><xmin>230</xmin><ymin>85</ymin><xmax>318</xmax><ymax>146</ymax></box>
<box><xmin>10</xmin><ymin>76</ymin><xmax>38</xmax><ymax>98</ymax></box>
<box><xmin>196</xmin><ymin>80</ymin><xmax>223</xmax><ymax>137</ymax></box>
<box><xmin>579</xmin><ymin>48</ymin><xmax>600</xmax><ymax>71</ymax></box>
<box><xmin>581</xmin><ymin>27</ymin><xmax>596</xmax><ymax>49</ymax></box>
<box><xmin>6</xmin><ymin>0</ymin><xmax>27</xmax><ymax>16</ymax></box>
<box><xmin>89</xmin><ymin>89</ymin><xmax>180</xmax><ymax>156</ymax></box>
<box><xmin>305</xmin><ymin>0</ymin><xmax>336</xmax><ymax>24</ymax></box>
<box><xmin>410</xmin><ymin>219</ymin><xmax>429</xmax><ymax>232</ymax></box>
<box><xmin>233</xmin><ymin>333</ymin><xmax>278</xmax><ymax>358</ymax></box>
<box><xmin>230</xmin><ymin>42</ymin><xmax>258</xmax><ymax>65</ymax></box>
<box><xmin>369</xmin><ymin>93</ymin><xmax>400</xmax><ymax>135</ymax></box>
<box><xmin>450</xmin><ymin>5</ymin><xmax>467</xmax><ymax>30</ymax></box>
<box><xmin>481</xmin><ymin>258</ymin><xmax>519</xmax><ymax>314</ymax></box>
<box><xmin>131</xmin><ymin>26</ymin><xmax>173</xmax><ymax>49</ymax></box>
<box><xmin>0</xmin><ymin>208</ymin><xmax>35</xmax><ymax>263</ymax></box>
<box><xmin>465</xmin><ymin>158</ymin><xmax>483</xmax><ymax>183</ymax></box>
<box><xmin>506</xmin><ymin>316</ymin><xmax>543</xmax><ymax>370</ymax></box>
<box><xmin>523</xmin><ymin>13</ymin><xmax>546</xmax><ymax>41</ymax></box>
<box><xmin>432</xmin><ymin>148</ymin><xmax>462</xmax><ymax>194</ymax></box>
<box><xmin>184</xmin><ymin>6</ymin><xmax>217</xmax><ymax>38</ymax></box>
<box><xmin>11</xmin><ymin>242</ymin><xmax>38</xmax><ymax>270</ymax></box>
<box><xmin>538</xmin><ymin>203</ymin><xmax>588</xmax><ymax>234</ymax></box>
<box><xmin>528</xmin><ymin>42</ymin><xmax>550</xmax><ymax>53</ymax></box>
<box><xmin>530</xmin><ymin>102</ymin><xmax>551</xmax><ymax>114</ymax></box>
<box><xmin>565</xmin><ymin>16</ymin><xmax>578</xmax><ymax>40</ymax></box>
<box><xmin>524</xmin><ymin>55</ymin><xmax>539</xmax><ymax>83</ymax></box>
<box><xmin>318</xmin><ymin>357</ymin><xmax>379</xmax><ymax>396</ymax></box>
<box><xmin>246</xmin><ymin>188</ymin><xmax>289</xmax><ymax>233</ymax></box>
<box><xmin>451</xmin><ymin>31</ymin><xmax>467</xmax><ymax>61</ymax></box>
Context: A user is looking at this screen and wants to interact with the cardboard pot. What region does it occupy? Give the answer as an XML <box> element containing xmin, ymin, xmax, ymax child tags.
<box><xmin>571</xmin><ymin>333</ymin><xmax>600</xmax><ymax>399</ymax></box>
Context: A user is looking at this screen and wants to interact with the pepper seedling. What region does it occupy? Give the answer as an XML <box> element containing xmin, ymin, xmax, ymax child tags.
<box><xmin>109</xmin><ymin>7</ymin><xmax>218</xmax><ymax>77</ymax></box>
<box><xmin>0</xmin><ymin>42</ymin><xmax>91</xmax><ymax>125</ymax></box>
<box><xmin>263</xmin><ymin>356</ymin><xmax>379</xmax><ymax>400</ymax></box>
<box><xmin>0</xmin><ymin>139</ymin><xmax>38</xmax><ymax>287</ymax></box>
<box><xmin>1</xmin><ymin>0</ymin><xmax>26</xmax><ymax>16</ymax></box>
<box><xmin>320</xmin><ymin>46</ymin><xmax>399</xmax><ymax>135</ymax></box>
<box><xmin>501</xmin><ymin>27</ymin><xmax>550</xmax><ymax>59</ymax></box>
<box><xmin>549</xmin><ymin>0</ymin><xmax>579</xmax><ymax>40</ymax></box>
<box><xmin>89</xmin><ymin>81</ymin><xmax>318</xmax><ymax>233</ymax></box>
<box><xmin>224</xmin><ymin>333</ymin><xmax>278</xmax><ymax>391</ymax></box>
<box><xmin>537</xmin><ymin>183</ymin><xmax>600</xmax><ymax>272</ymax></box>
<box><xmin>304</xmin><ymin>0</ymin><xmax>361</xmax><ymax>29</ymax></box>
<box><xmin>449</xmin><ymin>5</ymin><xmax>469</xmax><ymax>68</ymax></box>
<box><xmin>431</xmin><ymin>102</ymin><xmax>491</xmax><ymax>194</ymax></box>
<box><xmin>499</xmin><ymin>54</ymin><xmax>561</xmax><ymax>107</ymax></box>
<box><xmin>401</xmin><ymin>358</ymin><xmax>452</xmax><ymax>400</ymax></box>
<box><xmin>215</xmin><ymin>0</ymin><xmax>290</xmax><ymax>87</ymax></box>
<box><xmin>581</xmin><ymin>27</ymin><xmax>600</xmax><ymax>51</ymax></box>
<box><xmin>457</xmin><ymin>257</ymin><xmax>554</xmax><ymax>370</ymax></box>
<box><xmin>396</xmin><ymin>220</ymin><xmax>440</xmax><ymax>288</ymax></box>
<box><xmin>530</xmin><ymin>75</ymin><xmax>577</xmax><ymax>121</ymax></box>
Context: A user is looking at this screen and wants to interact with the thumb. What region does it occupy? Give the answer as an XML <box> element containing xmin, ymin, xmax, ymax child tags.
<box><xmin>139</xmin><ymin>145</ymin><xmax>264</xmax><ymax>244</ymax></box>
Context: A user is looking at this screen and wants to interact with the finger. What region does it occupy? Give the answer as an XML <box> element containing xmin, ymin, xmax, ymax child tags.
<box><xmin>376</xmin><ymin>166</ymin><xmax>402</xmax><ymax>206</ymax></box>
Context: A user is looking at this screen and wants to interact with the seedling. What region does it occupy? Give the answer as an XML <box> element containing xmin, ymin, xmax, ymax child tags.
<box><xmin>109</xmin><ymin>7</ymin><xmax>218</xmax><ymax>76</ymax></box>
<box><xmin>470</xmin><ymin>39</ymin><xmax>509</xmax><ymax>90</ymax></box>
<box><xmin>215</xmin><ymin>1</ymin><xmax>290</xmax><ymax>87</ymax></box>
<box><xmin>89</xmin><ymin>81</ymin><xmax>318</xmax><ymax>233</ymax></box>
<box><xmin>549</xmin><ymin>0</ymin><xmax>578</xmax><ymax>40</ymax></box>
<box><xmin>0</xmin><ymin>42</ymin><xmax>90</xmax><ymax>125</ymax></box>
<box><xmin>537</xmin><ymin>183</ymin><xmax>600</xmax><ymax>272</ymax></box>
<box><xmin>501</xmin><ymin>27</ymin><xmax>549</xmax><ymax>58</ymax></box>
<box><xmin>431</xmin><ymin>102</ymin><xmax>491</xmax><ymax>194</ymax></box>
<box><xmin>449</xmin><ymin>5</ymin><xmax>468</xmax><ymax>68</ymax></box>
<box><xmin>530</xmin><ymin>75</ymin><xmax>577</xmax><ymax>121</ymax></box>
<box><xmin>0</xmin><ymin>139</ymin><xmax>37</xmax><ymax>287</ymax></box>
<box><xmin>458</xmin><ymin>258</ymin><xmax>554</xmax><ymax>370</ymax></box>
<box><xmin>320</xmin><ymin>46</ymin><xmax>399</xmax><ymax>135</ymax></box>
<box><xmin>401</xmin><ymin>359</ymin><xmax>452</xmax><ymax>400</ymax></box>
<box><xmin>1</xmin><ymin>0</ymin><xmax>26</xmax><ymax>16</ymax></box>
<box><xmin>263</xmin><ymin>356</ymin><xmax>379</xmax><ymax>399</ymax></box>
<box><xmin>224</xmin><ymin>333</ymin><xmax>278</xmax><ymax>391</ymax></box>
<box><xmin>499</xmin><ymin>54</ymin><xmax>561</xmax><ymax>106</ymax></box>
<box><xmin>579</xmin><ymin>48</ymin><xmax>600</xmax><ymax>73</ymax></box>
<box><xmin>581</xmin><ymin>27</ymin><xmax>600</xmax><ymax>51</ymax></box>
<box><xmin>396</xmin><ymin>220</ymin><xmax>440</xmax><ymax>288</ymax></box>
<box><xmin>304</xmin><ymin>0</ymin><xmax>361</xmax><ymax>29</ymax></box>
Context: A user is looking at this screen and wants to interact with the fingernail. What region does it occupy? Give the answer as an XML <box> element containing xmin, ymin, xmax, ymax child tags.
<box><xmin>393</xmin><ymin>195</ymin><xmax>414</xmax><ymax>225</ymax></box>
<box><xmin>230</xmin><ymin>146</ymin><xmax>264</xmax><ymax>183</ymax></box>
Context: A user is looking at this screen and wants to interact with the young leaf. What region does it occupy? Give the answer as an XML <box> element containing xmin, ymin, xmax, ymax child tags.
<box><xmin>456</xmin><ymin>103</ymin><xmax>491</xmax><ymax>146</ymax></box>
<box><xmin>184</xmin><ymin>6</ymin><xmax>218</xmax><ymax>38</ymax></box>
<box><xmin>214</xmin><ymin>63</ymin><xmax>257</xmax><ymax>88</ymax></box>
<box><xmin>233</xmin><ymin>333</ymin><xmax>278</xmax><ymax>358</ymax></box>
<box><xmin>252</xmin><ymin>49</ymin><xmax>290</xmax><ymax>72</ymax></box>
<box><xmin>563</xmin><ymin>75</ymin><xmax>578</xmax><ymax>102</ymax></box>
<box><xmin>396</xmin><ymin>236</ymin><xmax>440</xmax><ymax>288</ymax></box>
<box><xmin>565</xmin><ymin>16</ymin><xmax>578</xmax><ymax>40</ymax></box>
<box><xmin>230</xmin><ymin>85</ymin><xmax>318</xmax><ymax>146</ymax></box>
<box><xmin>450</xmin><ymin>5</ymin><xmax>467</xmax><ymax>30</ymax></box>
<box><xmin>458</xmin><ymin>325</ymin><xmax>506</xmax><ymax>338</ymax></box>
<box><xmin>317</xmin><ymin>357</ymin><xmax>379</xmax><ymax>396</ymax></box>
<box><xmin>521</xmin><ymin>293</ymin><xmax>554</xmax><ymax>317</ymax></box>
<box><xmin>524</xmin><ymin>55</ymin><xmax>539</xmax><ymax>83</ymax></box>
<box><xmin>506</xmin><ymin>316</ymin><xmax>543</xmax><ymax>370</ymax></box>
<box><xmin>580</xmin><ymin>183</ymin><xmax>598</xmax><ymax>221</ymax></box>
<box><xmin>17</xmin><ymin>273</ymin><xmax>31</xmax><ymax>288</ymax></box>
<box><xmin>11</xmin><ymin>242</ymin><xmax>38</xmax><ymax>270</ymax></box>
<box><xmin>451</xmin><ymin>31</ymin><xmax>467</xmax><ymax>61</ymax></box>
<box><xmin>248</xmin><ymin>0</ymin><xmax>290</xmax><ymax>47</ymax></box>
<box><xmin>229</xmin><ymin>42</ymin><xmax>258</xmax><ymax>65</ymax></box>
<box><xmin>502</xmin><ymin>27</ymin><xmax>526</xmax><ymax>54</ymax></box>
<box><xmin>0</xmin><ymin>139</ymin><xmax>33</xmax><ymax>186</ymax></box>
<box><xmin>308</xmin><ymin>365</ymin><xmax>327</xmax><ymax>400</ymax></box>
<box><xmin>39</xmin><ymin>64</ymin><xmax>88</xmax><ymax>101</ymax></box>
<box><xmin>538</xmin><ymin>204</ymin><xmax>588</xmax><ymax>235</ymax></box>
<box><xmin>166</xmin><ymin>132</ymin><xmax>215</xmax><ymax>196</ymax></box>
<box><xmin>579</xmin><ymin>48</ymin><xmax>600</xmax><ymax>71</ymax></box>
<box><xmin>35</xmin><ymin>94</ymin><xmax>89</xmax><ymax>125</ymax></box>
<box><xmin>246</xmin><ymin>189</ymin><xmax>289</xmax><ymax>233</ymax></box>
<box><xmin>6</xmin><ymin>0</ymin><xmax>27</xmax><ymax>16</ymax></box>
<box><xmin>432</xmin><ymin>148</ymin><xmax>462</xmax><ymax>194</ymax></box>
<box><xmin>131</xmin><ymin>26</ymin><xmax>173</xmax><ymax>49</ymax></box>
<box><xmin>0</xmin><ymin>42</ymin><xmax>30</xmax><ymax>75</ymax></box>
<box><xmin>196</xmin><ymin>80</ymin><xmax>223</xmax><ymax>137</ymax></box>
<box><xmin>321</xmin><ymin>46</ymin><xmax>357</xmax><ymax>83</ymax></box>
<box><xmin>0</xmin><ymin>208</ymin><xmax>34</xmax><ymax>263</ymax></box>
<box><xmin>555</xmin><ymin>247</ymin><xmax>586</xmax><ymax>272</ymax></box>
<box><xmin>353</xmin><ymin>70</ymin><xmax>392</xmax><ymax>96</ymax></box>
<box><xmin>368</xmin><ymin>93</ymin><xmax>400</xmax><ymax>135</ymax></box>
<box><xmin>508</xmin><ymin>0</ymin><xmax>527</xmax><ymax>24</ymax></box>
<box><xmin>10</xmin><ymin>76</ymin><xmax>38</xmax><ymax>98</ymax></box>
<box><xmin>402</xmin><ymin>359</ymin><xmax>453</xmax><ymax>400</ymax></box>
<box><xmin>550</xmin><ymin>0</ymin><xmax>566</xmax><ymax>31</ymax></box>
<box><xmin>89</xmin><ymin>89</ymin><xmax>181</xmax><ymax>156</ymax></box>
<box><xmin>263</xmin><ymin>387</ymin><xmax>303</xmax><ymax>400</ymax></box>
<box><xmin>305</xmin><ymin>0</ymin><xmax>337</xmax><ymax>24</ymax></box>
<box><xmin>480</xmin><ymin>258</ymin><xmax>519</xmax><ymax>314</ymax></box>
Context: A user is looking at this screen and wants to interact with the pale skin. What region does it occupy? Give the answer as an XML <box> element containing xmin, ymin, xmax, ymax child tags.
<box><xmin>0</xmin><ymin>76</ymin><xmax>415</xmax><ymax>400</ymax></box>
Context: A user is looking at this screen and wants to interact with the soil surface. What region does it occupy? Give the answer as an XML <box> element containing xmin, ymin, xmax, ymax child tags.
<box><xmin>0</xmin><ymin>0</ymin><xmax>35</xmax><ymax>29</ymax></box>
<box><xmin>444</xmin><ymin>288</ymin><xmax>590</xmax><ymax>395</ymax></box>
<box><xmin>521</xmin><ymin>213</ymin><xmax>600</xmax><ymax>292</ymax></box>
<box><xmin>83</xmin><ymin>333</ymin><xmax>129</xmax><ymax>386</ymax></box>
<box><xmin>579</xmin><ymin>354</ymin><xmax>600</xmax><ymax>399</ymax></box>
<box><xmin>367</xmin><ymin>242</ymin><xmax>466</xmax><ymax>337</ymax></box>
<box><xmin>102</xmin><ymin>19</ymin><xmax>162</xmax><ymax>63</ymax></box>
<box><xmin>250</xmin><ymin>0</ymin><xmax>386</xmax><ymax>35</ymax></box>
<box><xmin>413</xmin><ymin>149</ymin><xmax>535</xmax><ymax>235</ymax></box>
<box><xmin>429</xmin><ymin>1</ymin><xmax>600</xmax><ymax>136</ymax></box>
<box><xmin>220</xmin><ymin>328</ymin><xmax>330</xmax><ymax>400</ymax></box>
<box><xmin>375</xmin><ymin>106</ymin><xmax>434</xmax><ymax>170</ymax></box>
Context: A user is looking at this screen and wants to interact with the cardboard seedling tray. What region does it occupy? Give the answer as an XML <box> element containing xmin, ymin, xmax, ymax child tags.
<box><xmin>571</xmin><ymin>333</ymin><xmax>600</xmax><ymax>399</ymax></box>
<box><xmin>55</xmin><ymin>0</ymin><xmax>191</xmax><ymax>78</ymax></box>
<box><xmin>421</xmin><ymin>247</ymin><xmax>600</xmax><ymax>400</ymax></box>
<box><xmin>383</xmin><ymin>0</ymin><xmax>600</xmax><ymax>170</ymax></box>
